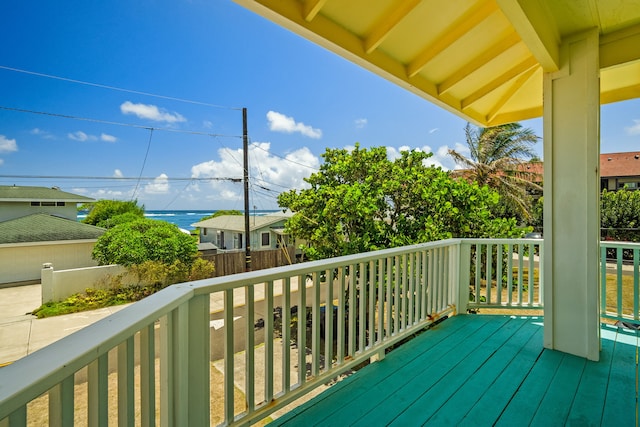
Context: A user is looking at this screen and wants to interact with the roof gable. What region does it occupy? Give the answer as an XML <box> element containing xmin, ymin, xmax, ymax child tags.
<box><xmin>0</xmin><ymin>186</ymin><xmax>95</xmax><ymax>203</ymax></box>
<box><xmin>600</xmin><ymin>152</ymin><xmax>640</xmax><ymax>177</ymax></box>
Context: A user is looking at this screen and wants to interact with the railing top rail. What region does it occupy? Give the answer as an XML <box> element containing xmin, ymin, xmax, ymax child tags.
<box><xmin>599</xmin><ymin>240</ymin><xmax>640</xmax><ymax>249</ymax></box>
<box><xmin>0</xmin><ymin>284</ymin><xmax>194</xmax><ymax>419</ymax></box>
<box><xmin>460</xmin><ymin>238</ymin><xmax>543</xmax><ymax>245</ymax></box>
<box><xmin>188</xmin><ymin>238</ymin><xmax>463</xmax><ymax>295</ymax></box>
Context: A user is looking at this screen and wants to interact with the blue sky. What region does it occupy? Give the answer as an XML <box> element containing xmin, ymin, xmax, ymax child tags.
<box><xmin>1</xmin><ymin>1</ymin><xmax>639</xmax><ymax>211</ymax></box>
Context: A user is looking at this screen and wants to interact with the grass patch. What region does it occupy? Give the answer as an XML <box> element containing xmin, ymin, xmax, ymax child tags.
<box><xmin>32</xmin><ymin>284</ymin><xmax>163</xmax><ymax>318</ymax></box>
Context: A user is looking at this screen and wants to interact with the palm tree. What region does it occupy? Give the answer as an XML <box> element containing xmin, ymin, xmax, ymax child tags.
<box><xmin>448</xmin><ymin>123</ymin><xmax>541</xmax><ymax>222</ymax></box>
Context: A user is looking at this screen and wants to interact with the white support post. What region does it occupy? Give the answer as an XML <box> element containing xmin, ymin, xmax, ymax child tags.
<box><xmin>543</xmin><ymin>28</ymin><xmax>601</xmax><ymax>361</ymax></box>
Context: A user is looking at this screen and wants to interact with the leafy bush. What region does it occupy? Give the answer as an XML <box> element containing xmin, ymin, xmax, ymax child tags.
<box><xmin>81</xmin><ymin>199</ymin><xmax>145</xmax><ymax>228</ymax></box>
<box><xmin>92</xmin><ymin>219</ymin><xmax>198</xmax><ymax>267</ymax></box>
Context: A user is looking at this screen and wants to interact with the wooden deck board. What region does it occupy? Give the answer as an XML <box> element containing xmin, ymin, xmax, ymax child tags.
<box><xmin>269</xmin><ymin>315</ymin><xmax>639</xmax><ymax>427</ymax></box>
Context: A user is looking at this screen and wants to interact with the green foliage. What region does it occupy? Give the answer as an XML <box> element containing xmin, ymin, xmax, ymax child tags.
<box><xmin>278</xmin><ymin>144</ymin><xmax>526</xmax><ymax>260</ymax></box>
<box><xmin>199</xmin><ymin>210</ymin><xmax>243</xmax><ymax>222</ymax></box>
<box><xmin>32</xmin><ymin>259</ymin><xmax>215</xmax><ymax>318</ymax></box>
<box><xmin>448</xmin><ymin>123</ymin><xmax>541</xmax><ymax>221</ymax></box>
<box><xmin>601</xmin><ymin>188</ymin><xmax>640</xmax><ymax>241</ymax></box>
<box><xmin>81</xmin><ymin>199</ymin><xmax>145</xmax><ymax>228</ymax></box>
<box><xmin>92</xmin><ymin>218</ymin><xmax>198</xmax><ymax>266</ymax></box>
<box><xmin>128</xmin><ymin>259</ymin><xmax>215</xmax><ymax>286</ymax></box>
<box><xmin>32</xmin><ymin>283</ymin><xmax>163</xmax><ymax>318</ymax></box>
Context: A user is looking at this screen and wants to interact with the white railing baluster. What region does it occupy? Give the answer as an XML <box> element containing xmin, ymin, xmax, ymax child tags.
<box><xmin>312</xmin><ymin>272</ymin><xmax>321</xmax><ymax>376</ymax></box>
<box><xmin>385</xmin><ymin>257</ymin><xmax>393</xmax><ymax>339</ymax></box>
<box><xmin>245</xmin><ymin>285</ymin><xmax>255</xmax><ymax>412</ymax></box>
<box><xmin>265</xmin><ymin>280</ymin><xmax>274</xmax><ymax>403</ymax></box>
<box><xmin>377</xmin><ymin>258</ymin><xmax>384</xmax><ymax>342</ymax></box>
<box><xmin>393</xmin><ymin>256</ymin><xmax>400</xmax><ymax>335</ymax></box>
<box><xmin>358</xmin><ymin>262</ymin><xmax>366</xmax><ymax>352</ymax></box>
<box><xmin>298</xmin><ymin>274</ymin><xmax>307</xmax><ymax>385</ymax></box>
<box><xmin>507</xmin><ymin>243</ymin><xmax>513</xmax><ymax>306</ymax></box>
<box><xmin>528</xmin><ymin>243</ymin><xmax>535</xmax><ymax>306</ymax></box>
<box><xmin>187</xmin><ymin>294</ymin><xmax>210</xmax><ymax>427</ymax></box>
<box><xmin>486</xmin><ymin>243</ymin><xmax>493</xmax><ymax>304</ymax></box>
<box><xmin>223</xmin><ymin>289</ymin><xmax>234</xmax><ymax>424</ymax></box>
<box><xmin>325</xmin><ymin>269</ymin><xmax>334</xmax><ymax>368</ymax></box>
<box><xmin>282</xmin><ymin>277</ymin><xmax>291</xmax><ymax>391</ymax></box>
<box><xmin>348</xmin><ymin>265</ymin><xmax>356</xmax><ymax>358</ymax></box>
<box><xmin>139</xmin><ymin>324</ymin><xmax>155</xmax><ymax>427</ymax></box>
<box><xmin>368</xmin><ymin>260</ymin><xmax>376</xmax><ymax>348</ymax></box>
<box><xmin>88</xmin><ymin>353</ymin><xmax>108</xmax><ymax>427</ymax></box>
<box><xmin>496</xmin><ymin>244</ymin><xmax>503</xmax><ymax>305</ymax></box>
<box><xmin>517</xmin><ymin>245</ymin><xmax>524</xmax><ymax>305</ymax></box>
<box><xmin>337</xmin><ymin>267</ymin><xmax>346</xmax><ymax>364</ymax></box>
<box><xmin>48</xmin><ymin>375</ymin><xmax>74</xmax><ymax>426</ymax></box>
<box><xmin>117</xmin><ymin>337</ymin><xmax>135</xmax><ymax>427</ymax></box>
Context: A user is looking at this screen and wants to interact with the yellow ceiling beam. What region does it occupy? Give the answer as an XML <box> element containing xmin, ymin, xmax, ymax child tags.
<box><xmin>438</xmin><ymin>31</ymin><xmax>521</xmax><ymax>95</ymax></box>
<box><xmin>461</xmin><ymin>56</ymin><xmax>538</xmax><ymax>109</ymax></box>
<box><xmin>496</xmin><ymin>0</ymin><xmax>560</xmax><ymax>72</ymax></box>
<box><xmin>407</xmin><ymin>1</ymin><xmax>498</xmax><ymax>78</ymax></box>
<box><xmin>600</xmin><ymin>23</ymin><xmax>640</xmax><ymax>69</ymax></box>
<box><xmin>601</xmin><ymin>83</ymin><xmax>640</xmax><ymax>105</ymax></box>
<box><xmin>364</xmin><ymin>0</ymin><xmax>422</xmax><ymax>54</ymax></box>
<box><xmin>303</xmin><ymin>0</ymin><xmax>328</xmax><ymax>22</ymax></box>
<box><xmin>486</xmin><ymin>66</ymin><xmax>538</xmax><ymax>122</ymax></box>
<box><xmin>489</xmin><ymin>106</ymin><xmax>543</xmax><ymax>126</ymax></box>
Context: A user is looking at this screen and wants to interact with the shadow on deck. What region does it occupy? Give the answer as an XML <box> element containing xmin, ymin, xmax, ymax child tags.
<box><xmin>270</xmin><ymin>315</ymin><xmax>638</xmax><ymax>426</ymax></box>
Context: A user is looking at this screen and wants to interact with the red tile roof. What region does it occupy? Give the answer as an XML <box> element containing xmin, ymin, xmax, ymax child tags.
<box><xmin>600</xmin><ymin>152</ymin><xmax>640</xmax><ymax>177</ymax></box>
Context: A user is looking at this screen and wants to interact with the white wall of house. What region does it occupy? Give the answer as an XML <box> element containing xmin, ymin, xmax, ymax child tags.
<box><xmin>0</xmin><ymin>201</ymin><xmax>78</xmax><ymax>222</ymax></box>
<box><xmin>0</xmin><ymin>240</ymin><xmax>99</xmax><ymax>284</ymax></box>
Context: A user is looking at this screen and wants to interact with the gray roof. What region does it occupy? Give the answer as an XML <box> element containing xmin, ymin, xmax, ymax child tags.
<box><xmin>0</xmin><ymin>186</ymin><xmax>95</xmax><ymax>203</ymax></box>
<box><xmin>0</xmin><ymin>214</ymin><xmax>105</xmax><ymax>244</ymax></box>
<box><xmin>192</xmin><ymin>213</ymin><xmax>292</xmax><ymax>232</ymax></box>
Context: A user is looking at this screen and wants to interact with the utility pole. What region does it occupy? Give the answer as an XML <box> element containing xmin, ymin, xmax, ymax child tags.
<box><xmin>243</xmin><ymin>108</ymin><xmax>251</xmax><ymax>272</ymax></box>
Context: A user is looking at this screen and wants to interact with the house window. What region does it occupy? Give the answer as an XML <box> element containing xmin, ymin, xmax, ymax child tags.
<box><xmin>31</xmin><ymin>202</ymin><xmax>40</xmax><ymax>206</ymax></box>
<box><xmin>56</xmin><ymin>202</ymin><xmax>65</xmax><ymax>206</ymax></box>
<box><xmin>41</xmin><ymin>202</ymin><xmax>56</xmax><ymax>207</ymax></box>
<box><xmin>262</xmin><ymin>232</ymin><xmax>270</xmax><ymax>247</ymax></box>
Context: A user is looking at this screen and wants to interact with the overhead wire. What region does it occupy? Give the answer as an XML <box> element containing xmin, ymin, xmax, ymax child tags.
<box><xmin>131</xmin><ymin>129</ymin><xmax>154</xmax><ymax>200</ymax></box>
<box><xmin>0</xmin><ymin>65</ymin><xmax>242</xmax><ymax>110</ymax></box>
<box><xmin>0</xmin><ymin>105</ymin><xmax>241</xmax><ymax>139</ymax></box>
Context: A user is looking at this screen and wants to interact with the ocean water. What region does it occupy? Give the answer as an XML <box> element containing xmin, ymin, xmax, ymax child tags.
<box><xmin>78</xmin><ymin>210</ymin><xmax>279</xmax><ymax>231</ymax></box>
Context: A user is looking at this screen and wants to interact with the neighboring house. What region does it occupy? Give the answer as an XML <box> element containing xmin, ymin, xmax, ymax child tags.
<box><xmin>453</xmin><ymin>152</ymin><xmax>640</xmax><ymax>193</ymax></box>
<box><xmin>192</xmin><ymin>212</ymin><xmax>293</xmax><ymax>252</ymax></box>
<box><xmin>0</xmin><ymin>185</ymin><xmax>105</xmax><ymax>285</ymax></box>
<box><xmin>600</xmin><ymin>152</ymin><xmax>640</xmax><ymax>191</ymax></box>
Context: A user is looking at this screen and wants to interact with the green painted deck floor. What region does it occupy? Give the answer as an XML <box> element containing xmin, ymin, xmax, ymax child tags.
<box><xmin>270</xmin><ymin>315</ymin><xmax>639</xmax><ymax>426</ymax></box>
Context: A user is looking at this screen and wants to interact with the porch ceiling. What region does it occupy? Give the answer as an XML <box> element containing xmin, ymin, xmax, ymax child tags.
<box><xmin>234</xmin><ymin>0</ymin><xmax>640</xmax><ymax>126</ymax></box>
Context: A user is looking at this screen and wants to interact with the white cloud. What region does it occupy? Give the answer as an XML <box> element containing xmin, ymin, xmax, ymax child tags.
<box><xmin>120</xmin><ymin>101</ymin><xmax>186</xmax><ymax>124</ymax></box>
<box><xmin>355</xmin><ymin>118</ymin><xmax>368</xmax><ymax>129</ymax></box>
<box><xmin>30</xmin><ymin>128</ymin><xmax>54</xmax><ymax>139</ymax></box>
<box><xmin>191</xmin><ymin>142</ymin><xmax>320</xmax><ymax>205</ymax></box>
<box><xmin>113</xmin><ymin>169</ymin><xmax>124</xmax><ymax>178</ymax></box>
<box><xmin>0</xmin><ymin>159</ymin><xmax>4</xmax><ymax>166</ymax></box>
<box><xmin>429</xmin><ymin>128</ymin><xmax>439</xmax><ymax>134</ymax></box>
<box><xmin>0</xmin><ymin>135</ymin><xmax>18</xmax><ymax>153</ymax></box>
<box><xmin>101</xmin><ymin>133</ymin><xmax>117</xmax><ymax>142</ymax></box>
<box><xmin>385</xmin><ymin>144</ymin><xmax>462</xmax><ymax>170</ymax></box>
<box><xmin>144</xmin><ymin>174</ymin><xmax>170</xmax><ymax>194</ymax></box>
<box><xmin>68</xmin><ymin>131</ymin><xmax>97</xmax><ymax>142</ymax></box>
<box><xmin>266</xmin><ymin>111</ymin><xmax>322</xmax><ymax>139</ymax></box>
<box><xmin>626</xmin><ymin>119</ymin><xmax>640</xmax><ymax>135</ymax></box>
<box><xmin>203</xmin><ymin>120</ymin><xmax>213</xmax><ymax>129</ymax></box>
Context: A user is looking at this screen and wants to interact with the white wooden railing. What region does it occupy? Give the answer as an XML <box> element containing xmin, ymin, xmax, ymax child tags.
<box><xmin>600</xmin><ymin>241</ymin><xmax>640</xmax><ymax>324</ymax></box>
<box><xmin>0</xmin><ymin>238</ymin><xmax>542</xmax><ymax>426</ymax></box>
<box><xmin>460</xmin><ymin>239</ymin><xmax>544</xmax><ymax>312</ymax></box>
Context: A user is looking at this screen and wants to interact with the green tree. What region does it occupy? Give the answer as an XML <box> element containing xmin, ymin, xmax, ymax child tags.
<box><xmin>278</xmin><ymin>144</ymin><xmax>526</xmax><ymax>260</ymax></box>
<box><xmin>92</xmin><ymin>218</ymin><xmax>197</xmax><ymax>266</ymax></box>
<box><xmin>199</xmin><ymin>210</ymin><xmax>243</xmax><ymax>222</ymax></box>
<box><xmin>601</xmin><ymin>188</ymin><xmax>640</xmax><ymax>241</ymax></box>
<box><xmin>81</xmin><ymin>200</ymin><xmax>145</xmax><ymax>228</ymax></box>
<box><xmin>447</xmin><ymin>123</ymin><xmax>541</xmax><ymax>222</ymax></box>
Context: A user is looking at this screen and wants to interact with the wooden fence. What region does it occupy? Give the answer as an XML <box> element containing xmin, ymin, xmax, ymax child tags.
<box><xmin>201</xmin><ymin>247</ymin><xmax>297</xmax><ymax>277</ymax></box>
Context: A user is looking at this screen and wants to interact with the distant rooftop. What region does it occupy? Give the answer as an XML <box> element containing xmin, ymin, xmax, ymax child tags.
<box><xmin>0</xmin><ymin>214</ymin><xmax>105</xmax><ymax>244</ymax></box>
<box><xmin>192</xmin><ymin>212</ymin><xmax>292</xmax><ymax>232</ymax></box>
<box><xmin>0</xmin><ymin>185</ymin><xmax>94</xmax><ymax>203</ymax></box>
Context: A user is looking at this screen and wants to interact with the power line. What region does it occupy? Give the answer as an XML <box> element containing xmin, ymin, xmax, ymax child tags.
<box><xmin>0</xmin><ymin>65</ymin><xmax>242</xmax><ymax>110</ymax></box>
<box><xmin>250</xmin><ymin>140</ymin><xmax>319</xmax><ymax>171</ymax></box>
<box><xmin>0</xmin><ymin>105</ymin><xmax>242</xmax><ymax>138</ymax></box>
<box><xmin>131</xmin><ymin>129</ymin><xmax>154</xmax><ymax>200</ymax></box>
<box><xmin>0</xmin><ymin>175</ymin><xmax>242</xmax><ymax>182</ymax></box>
